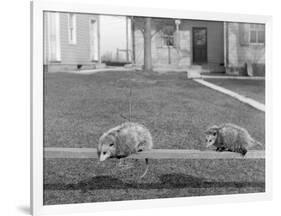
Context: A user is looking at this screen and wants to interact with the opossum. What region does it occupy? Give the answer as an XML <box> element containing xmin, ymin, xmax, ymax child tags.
<box><xmin>97</xmin><ymin>122</ymin><xmax>153</xmax><ymax>178</ymax></box>
<box><xmin>205</xmin><ymin>123</ymin><xmax>263</xmax><ymax>156</ymax></box>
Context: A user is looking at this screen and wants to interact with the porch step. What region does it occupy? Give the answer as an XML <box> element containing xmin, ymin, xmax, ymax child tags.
<box><xmin>187</xmin><ymin>66</ymin><xmax>204</xmax><ymax>79</ymax></box>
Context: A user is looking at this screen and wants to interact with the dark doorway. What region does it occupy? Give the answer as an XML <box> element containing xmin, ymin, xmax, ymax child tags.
<box><xmin>192</xmin><ymin>27</ymin><xmax>207</xmax><ymax>64</ymax></box>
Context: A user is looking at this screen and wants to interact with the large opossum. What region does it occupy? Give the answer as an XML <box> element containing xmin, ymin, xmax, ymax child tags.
<box><xmin>97</xmin><ymin>122</ymin><xmax>153</xmax><ymax>178</ymax></box>
<box><xmin>205</xmin><ymin>123</ymin><xmax>263</xmax><ymax>156</ymax></box>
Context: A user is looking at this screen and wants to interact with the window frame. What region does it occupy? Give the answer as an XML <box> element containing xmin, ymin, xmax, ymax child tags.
<box><xmin>249</xmin><ymin>24</ymin><xmax>265</xmax><ymax>45</ymax></box>
<box><xmin>160</xmin><ymin>31</ymin><xmax>175</xmax><ymax>48</ymax></box>
<box><xmin>68</xmin><ymin>13</ymin><xmax>77</xmax><ymax>44</ymax></box>
<box><xmin>89</xmin><ymin>17</ymin><xmax>99</xmax><ymax>61</ymax></box>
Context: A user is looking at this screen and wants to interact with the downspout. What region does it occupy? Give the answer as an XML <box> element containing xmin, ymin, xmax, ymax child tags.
<box><xmin>126</xmin><ymin>16</ymin><xmax>129</xmax><ymax>62</ymax></box>
<box><xmin>223</xmin><ymin>22</ymin><xmax>226</xmax><ymax>69</ymax></box>
<box><xmin>97</xmin><ymin>16</ymin><xmax>101</xmax><ymax>64</ymax></box>
<box><xmin>223</xmin><ymin>22</ymin><xmax>229</xmax><ymax>70</ymax></box>
<box><xmin>131</xmin><ymin>17</ymin><xmax>136</xmax><ymax>64</ymax></box>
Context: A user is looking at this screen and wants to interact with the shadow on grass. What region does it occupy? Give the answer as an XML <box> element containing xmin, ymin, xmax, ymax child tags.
<box><xmin>44</xmin><ymin>173</ymin><xmax>265</xmax><ymax>192</ymax></box>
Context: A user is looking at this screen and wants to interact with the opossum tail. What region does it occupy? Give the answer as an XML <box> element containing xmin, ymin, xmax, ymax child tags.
<box><xmin>249</xmin><ymin>137</ymin><xmax>263</xmax><ymax>149</ymax></box>
<box><xmin>140</xmin><ymin>158</ymin><xmax>149</xmax><ymax>178</ymax></box>
<box><xmin>255</xmin><ymin>140</ymin><xmax>263</xmax><ymax>147</ymax></box>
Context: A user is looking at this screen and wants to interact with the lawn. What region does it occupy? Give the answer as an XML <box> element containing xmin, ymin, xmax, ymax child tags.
<box><xmin>205</xmin><ymin>79</ymin><xmax>265</xmax><ymax>104</ymax></box>
<box><xmin>44</xmin><ymin>71</ymin><xmax>265</xmax><ymax>205</ymax></box>
<box><xmin>44</xmin><ymin>158</ymin><xmax>265</xmax><ymax>205</ymax></box>
<box><xmin>44</xmin><ymin>71</ymin><xmax>265</xmax><ymax>149</ymax></box>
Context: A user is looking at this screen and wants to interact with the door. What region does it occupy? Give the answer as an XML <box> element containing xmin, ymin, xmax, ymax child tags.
<box><xmin>192</xmin><ymin>27</ymin><xmax>207</xmax><ymax>64</ymax></box>
<box><xmin>90</xmin><ymin>19</ymin><xmax>99</xmax><ymax>61</ymax></box>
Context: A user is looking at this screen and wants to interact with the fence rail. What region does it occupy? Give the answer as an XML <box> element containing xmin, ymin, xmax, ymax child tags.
<box><xmin>44</xmin><ymin>148</ymin><xmax>265</xmax><ymax>159</ymax></box>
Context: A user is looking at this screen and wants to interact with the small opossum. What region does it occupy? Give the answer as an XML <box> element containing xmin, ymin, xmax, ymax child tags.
<box><xmin>97</xmin><ymin>122</ymin><xmax>153</xmax><ymax>178</ymax></box>
<box><xmin>205</xmin><ymin>123</ymin><xmax>263</xmax><ymax>156</ymax></box>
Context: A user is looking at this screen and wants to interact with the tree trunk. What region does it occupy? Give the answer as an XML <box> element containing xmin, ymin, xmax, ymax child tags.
<box><xmin>144</xmin><ymin>17</ymin><xmax>152</xmax><ymax>72</ymax></box>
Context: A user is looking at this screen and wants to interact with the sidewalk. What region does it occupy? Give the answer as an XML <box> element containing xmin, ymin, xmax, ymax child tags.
<box><xmin>194</xmin><ymin>79</ymin><xmax>265</xmax><ymax>112</ymax></box>
<box><xmin>201</xmin><ymin>75</ymin><xmax>265</xmax><ymax>80</ymax></box>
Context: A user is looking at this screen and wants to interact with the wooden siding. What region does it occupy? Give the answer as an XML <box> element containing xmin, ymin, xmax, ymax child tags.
<box><xmin>59</xmin><ymin>13</ymin><xmax>99</xmax><ymax>65</ymax></box>
<box><xmin>44</xmin><ymin>12</ymin><xmax>99</xmax><ymax>66</ymax></box>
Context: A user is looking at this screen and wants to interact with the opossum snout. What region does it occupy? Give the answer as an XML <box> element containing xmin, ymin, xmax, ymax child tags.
<box><xmin>99</xmin><ymin>151</ymin><xmax>109</xmax><ymax>161</ymax></box>
<box><xmin>99</xmin><ymin>157</ymin><xmax>106</xmax><ymax>162</ymax></box>
<box><xmin>206</xmin><ymin>139</ymin><xmax>214</xmax><ymax>148</ymax></box>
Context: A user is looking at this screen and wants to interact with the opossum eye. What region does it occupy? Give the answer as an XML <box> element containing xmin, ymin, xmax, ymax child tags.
<box><xmin>213</xmin><ymin>132</ymin><xmax>217</xmax><ymax>136</ymax></box>
<box><xmin>109</xmin><ymin>143</ymin><xmax>114</xmax><ymax>147</ymax></box>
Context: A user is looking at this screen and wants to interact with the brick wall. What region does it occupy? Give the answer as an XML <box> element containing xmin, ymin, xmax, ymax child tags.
<box><xmin>226</xmin><ymin>22</ymin><xmax>265</xmax><ymax>76</ymax></box>
<box><xmin>134</xmin><ymin>19</ymin><xmax>224</xmax><ymax>69</ymax></box>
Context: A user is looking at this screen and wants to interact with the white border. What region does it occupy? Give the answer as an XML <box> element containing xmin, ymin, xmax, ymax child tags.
<box><xmin>31</xmin><ymin>0</ymin><xmax>273</xmax><ymax>215</ymax></box>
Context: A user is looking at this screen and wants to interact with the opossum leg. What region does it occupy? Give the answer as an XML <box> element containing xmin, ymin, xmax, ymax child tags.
<box><xmin>118</xmin><ymin>158</ymin><xmax>134</xmax><ymax>170</ymax></box>
<box><xmin>216</xmin><ymin>147</ymin><xmax>226</xmax><ymax>152</ymax></box>
<box><xmin>237</xmin><ymin>148</ymin><xmax>247</xmax><ymax>156</ymax></box>
<box><xmin>118</xmin><ymin>158</ymin><xmax>125</xmax><ymax>167</ymax></box>
<box><xmin>140</xmin><ymin>158</ymin><xmax>149</xmax><ymax>179</ymax></box>
<box><xmin>116</xmin><ymin>155</ymin><xmax>128</xmax><ymax>167</ymax></box>
<box><xmin>137</xmin><ymin>141</ymin><xmax>146</xmax><ymax>152</ymax></box>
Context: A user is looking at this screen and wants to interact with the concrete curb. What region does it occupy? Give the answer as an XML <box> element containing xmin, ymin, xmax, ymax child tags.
<box><xmin>194</xmin><ymin>79</ymin><xmax>265</xmax><ymax>112</ymax></box>
<box><xmin>44</xmin><ymin>147</ymin><xmax>265</xmax><ymax>159</ymax></box>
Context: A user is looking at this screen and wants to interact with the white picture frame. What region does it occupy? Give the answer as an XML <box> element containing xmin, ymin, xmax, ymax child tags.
<box><xmin>31</xmin><ymin>0</ymin><xmax>273</xmax><ymax>215</ymax></box>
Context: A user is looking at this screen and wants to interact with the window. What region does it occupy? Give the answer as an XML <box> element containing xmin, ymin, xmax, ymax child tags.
<box><xmin>250</xmin><ymin>24</ymin><xmax>265</xmax><ymax>44</ymax></box>
<box><xmin>160</xmin><ymin>25</ymin><xmax>175</xmax><ymax>48</ymax></box>
<box><xmin>161</xmin><ymin>34</ymin><xmax>174</xmax><ymax>47</ymax></box>
<box><xmin>68</xmin><ymin>13</ymin><xmax>77</xmax><ymax>44</ymax></box>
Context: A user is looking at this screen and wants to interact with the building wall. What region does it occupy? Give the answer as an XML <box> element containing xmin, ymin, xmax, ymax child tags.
<box><xmin>134</xmin><ymin>19</ymin><xmax>224</xmax><ymax>69</ymax></box>
<box><xmin>44</xmin><ymin>12</ymin><xmax>100</xmax><ymax>72</ymax></box>
<box><xmin>180</xmin><ymin>20</ymin><xmax>224</xmax><ymax>66</ymax></box>
<box><xmin>59</xmin><ymin>13</ymin><xmax>99</xmax><ymax>65</ymax></box>
<box><xmin>226</xmin><ymin>22</ymin><xmax>265</xmax><ymax>76</ymax></box>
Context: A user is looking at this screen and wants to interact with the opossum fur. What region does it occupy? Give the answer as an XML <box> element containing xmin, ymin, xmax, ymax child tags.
<box><xmin>97</xmin><ymin>122</ymin><xmax>153</xmax><ymax>161</ymax></box>
<box><xmin>205</xmin><ymin>123</ymin><xmax>262</xmax><ymax>156</ymax></box>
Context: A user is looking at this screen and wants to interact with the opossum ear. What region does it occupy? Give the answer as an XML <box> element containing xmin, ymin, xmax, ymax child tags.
<box><xmin>205</xmin><ymin>125</ymin><xmax>218</xmax><ymax>134</ymax></box>
<box><xmin>108</xmin><ymin>131</ymin><xmax>118</xmax><ymax>139</ymax></box>
<box><xmin>108</xmin><ymin>131</ymin><xmax>120</xmax><ymax>145</ymax></box>
<box><xmin>211</xmin><ymin>125</ymin><xmax>219</xmax><ymax>130</ymax></box>
<box><xmin>112</xmin><ymin>132</ymin><xmax>122</xmax><ymax>155</ymax></box>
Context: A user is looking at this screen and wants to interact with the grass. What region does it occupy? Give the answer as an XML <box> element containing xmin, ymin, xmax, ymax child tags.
<box><xmin>205</xmin><ymin>79</ymin><xmax>265</xmax><ymax>104</ymax></box>
<box><xmin>44</xmin><ymin>71</ymin><xmax>265</xmax><ymax>149</ymax></box>
<box><xmin>44</xmin><ymin>158</ymin><xmax>265</xmax><ymax>205</ymax></box>
<box><xmin>44</xmin><ymin>71</ymin><xmax>265</xmax><ymax>205</ymax></box>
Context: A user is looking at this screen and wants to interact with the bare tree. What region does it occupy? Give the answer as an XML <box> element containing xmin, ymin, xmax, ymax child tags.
<box><xmin>131</xmin><ymin>17</ymin><xmax>173</xmax><ymax>72</ymax></box>
<box><xmin>144</xmin><ymin>17</ymin><xmax>153</xmax><ymax>72</ymax></box>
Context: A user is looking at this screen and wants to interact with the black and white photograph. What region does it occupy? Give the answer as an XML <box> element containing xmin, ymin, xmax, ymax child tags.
<box><xmin>5</xmin><ymin>0</ymin><xmax>281</xmax><ymax>215</ymax></box>
<box><xmin>42</xmin><ymin>10</ymin><xmax>266</xmax><ymax>206</ymax></box>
